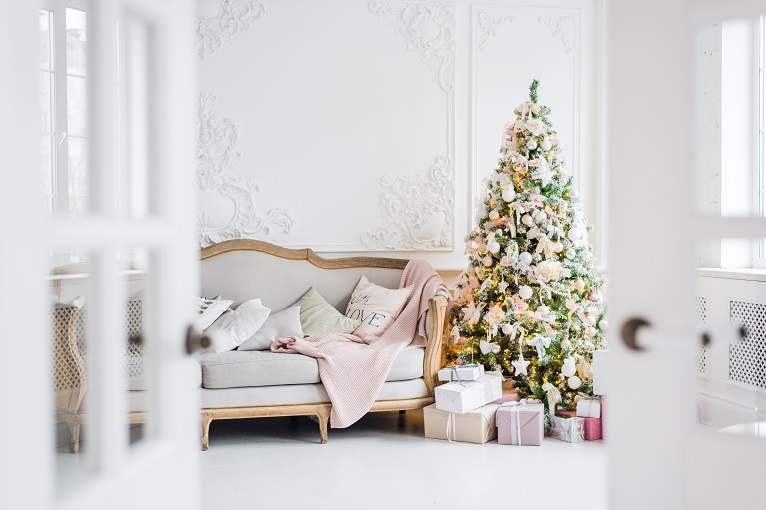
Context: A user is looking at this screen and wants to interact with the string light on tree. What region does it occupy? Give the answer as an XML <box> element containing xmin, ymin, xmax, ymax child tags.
<box><xmin>449</xmin><ymin>80</ymin><xmax>607</xmax><ymax>423</ymax></box>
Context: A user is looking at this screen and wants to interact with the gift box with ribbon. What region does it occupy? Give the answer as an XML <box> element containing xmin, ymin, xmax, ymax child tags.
<box><xmin>435</xmin><ymin>374</ymin><xmax>503</xmax><ymax>414</ymax></box>
<box><xmin>437</xmin><ymin>363</ymin><xmax>485</xmax><ymax>382</ymax></box>
<box><xmin>549</xmin><ymin>413</ymin><xmax>585</xmax><ymax>443</ymax></box>
<box><xmin>581</xmin><ymin>416</ymin><xmax>602</xmax><ymax>440</ymax></box>
<box><xmin>489</xmin><ymin>387</ymin><xmax>521</xmax><ymax>405</ymax></box>
<box><xmin>576</xmin><ymin>396</ymin><xmax>602</xmax><ymax>418</ymax></box>
<box><xmin>496</xmin><ymin>399</ymin><xmax>544</xmax><ymax>446</ymax></box>
<box><xmin>423</xmin><ymin>403</ymin><xmax>499</xmax><ymax>444</ymax></box>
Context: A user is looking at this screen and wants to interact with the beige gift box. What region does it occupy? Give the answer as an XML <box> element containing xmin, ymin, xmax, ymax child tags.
<box><xmin>423</xmin><ymin>403</ymin><xmax>500</xmax><ymax>444</ymax></box>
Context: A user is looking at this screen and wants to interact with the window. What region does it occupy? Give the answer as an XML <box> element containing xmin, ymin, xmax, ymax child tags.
<box><xmin>759</xmin><ymin>16</ymin><xmax>766</xmax><ymax>264</ymax></box>
<box><xmin>38</xmin><ymin>4</ymin><xmax>88</xmax><ymax>218</ymax></box>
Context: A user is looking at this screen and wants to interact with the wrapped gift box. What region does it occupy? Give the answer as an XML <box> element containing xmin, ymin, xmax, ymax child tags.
<box><xmin>581</xmin><ymin>417</ymin><xmax>602</xmax><ymax>440</ymax></box>
<box><xmin>497</xmin><ymin>400</ymin><xmax>544</xmax><ymax>446</ymax></box>
<box><xmin>435</xmin><ymin>374</ymin><xmax>502</xmax><ymax>414</ymax></box>
<box><xmin>576</xmin><ymin>396</ymin><xmax>602</xmax><ymax>418</ymax></box>
<box><xmin>592</xmin><ymin>350</ymin><xmax>609</xmax><ymax>395</ymax></box>
<box><xmin>549</xmin><ymin>414</ymin><xmax>585</xmax><ymax>443</ymax></box>
<box><xmin>423</xmin><ymin>403</ymin><xmax>499</xmax><ymax>444</ymax></box>
<box><xmin>437</xmin><ymin>363</ymin><xmax>484</xmax><ymax>382</ymax></box>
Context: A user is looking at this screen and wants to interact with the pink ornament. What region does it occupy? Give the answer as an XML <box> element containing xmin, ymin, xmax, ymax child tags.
<box><xmin>560</xmin><ymin>339</ymin><xmax>571</xmax><ymax>349</ymax></box>
<box><xmin>588</xmin><ymin>291</ymin><xmax>600</xmax><ymax>302</ymax></box>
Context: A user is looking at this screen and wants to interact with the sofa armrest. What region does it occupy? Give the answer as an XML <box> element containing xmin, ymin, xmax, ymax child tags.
<box><xmin>423</xmin><ymin>294</ymin><xmax>449</xmax><ymax>396</ymax></box>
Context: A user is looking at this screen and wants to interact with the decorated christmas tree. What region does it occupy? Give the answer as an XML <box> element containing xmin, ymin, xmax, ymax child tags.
<box><xmin>449</xmin><ymin>80</ymin><xmax>606</xmax><ymax>420</ymax></box>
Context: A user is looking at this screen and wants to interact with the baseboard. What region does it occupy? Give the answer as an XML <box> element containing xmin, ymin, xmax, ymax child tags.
<box><xmin>697</xmin><ymin>390</ymin><xmax>766</xmax><ymax>428</ymax></box>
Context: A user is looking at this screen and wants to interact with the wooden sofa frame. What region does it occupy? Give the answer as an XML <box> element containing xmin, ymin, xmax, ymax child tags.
<box><xmin>54</xmin><ymin>240</ymin><xmax>449</xmax><ymax>451</ymax></box>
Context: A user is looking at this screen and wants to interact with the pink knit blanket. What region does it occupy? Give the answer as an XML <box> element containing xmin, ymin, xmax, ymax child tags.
<box><xmin>270</xmin><ymin>260</ymin><xmax>446</xmax><ymax>428</ymax></box>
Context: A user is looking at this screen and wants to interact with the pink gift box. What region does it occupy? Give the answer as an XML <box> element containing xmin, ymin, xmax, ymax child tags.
<box><xmin>581</xmin><ymin>417</ymin><xmax>602</xmax><ymax>440</ymax></box>
<box><xmin>496</xmin><ymin>401</ymin><xmax>544</xmax><ymax>446</ymax></box>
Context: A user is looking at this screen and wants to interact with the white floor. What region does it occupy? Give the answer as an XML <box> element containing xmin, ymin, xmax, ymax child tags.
<box><xmin>57</xmin><ymin>409</ymin><xmax>607</xmax><ymax>509</ymax></box>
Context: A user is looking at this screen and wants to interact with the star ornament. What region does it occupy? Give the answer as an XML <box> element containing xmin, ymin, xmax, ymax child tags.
<box><xmin>512</xmin><ymin>353</ymin><xmax>531</xmax><ymax>376</ymax></box>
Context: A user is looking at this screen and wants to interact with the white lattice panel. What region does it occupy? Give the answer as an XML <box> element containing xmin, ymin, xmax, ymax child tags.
<box><xmin>729</xmin><ymin>300</ymin><xmax>766</xmax><ymax>389</ymax></box>
<box><xmin>696</xmin><ymin>296</ymin><xmax>708</xmax><ymax>374</ymax></box>
<box><xmin>51</xmin><ymin>300</ymin><xmax>144</xmax><ymax>393</ymax></box>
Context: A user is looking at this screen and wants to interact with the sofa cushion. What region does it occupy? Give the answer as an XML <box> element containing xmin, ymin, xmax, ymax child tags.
<box><xmin>198</xmin><ymin>347</ymin><xmax>425</xmax><ymax>389</ymax></box>
<box><xmin>293</xmin><ymin>287</ymin><xmax>361</xmax><ymax>336</ymax></box>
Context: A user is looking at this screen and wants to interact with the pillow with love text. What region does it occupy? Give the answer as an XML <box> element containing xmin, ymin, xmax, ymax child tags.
<box><xmin>345</xmin><ymin>275</ymin><xmax>411</xmax><ymax>343</ymax></box>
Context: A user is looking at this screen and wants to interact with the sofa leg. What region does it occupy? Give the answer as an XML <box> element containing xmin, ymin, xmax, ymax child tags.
<box><xmin>201</xmin><ymin>412</ymin><xmax>214</xmax><ymax>451</ymax></box>
<box><xmin>67</xmin><ymin>420</ymin><xmax>80</xmax><ymax>454</ymax></box>
<box><xmin>316</xmin><ymin>406</ymin><xmax>330</xmax><ymax>444</ymax></box>
<box><xmin>399</xmin><ymin>410</ymin><xmax>406</xmax><ymax>415</ymax></box>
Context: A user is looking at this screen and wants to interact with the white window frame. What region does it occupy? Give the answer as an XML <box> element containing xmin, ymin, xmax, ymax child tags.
<box><xmin>756</xmin><ymin>15</ymin><xmax>766</xmax><ymax>268</ymax></box>
<box><xmin>39</xmin><ymin>0</ymin><xmax>88</xmax><ymax>219</ymax></box>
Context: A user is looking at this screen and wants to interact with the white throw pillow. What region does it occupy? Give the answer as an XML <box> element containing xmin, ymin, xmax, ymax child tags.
<box><xmin>237</xmin><ymin>305</ymin><xmax>304</xmax><ymax>351</ymax></box>
<box><xmin>192</xmin><ymin>296</ymin><xmax>233</xmax><ymax>331</ymax></box>
<box><xmin>205</xmin><ymin>298</ymin><xmax>271</xmax><ymax>353</ymax></box>
<box><xmin>345</xmin><ymin>276</ymin><xmax>411</xmax><ymax>343</ymax></box>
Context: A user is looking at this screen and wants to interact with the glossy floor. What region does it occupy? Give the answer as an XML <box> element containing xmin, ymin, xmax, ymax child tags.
<box><xmin>57</xmin><ymin>409</ymin><xmax>607</xmax><ymax>509</ymax></box>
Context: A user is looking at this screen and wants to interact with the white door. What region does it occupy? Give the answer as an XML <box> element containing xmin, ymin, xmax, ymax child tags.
<box><xmin>607</xmin><ymin>0</ymin><xmax>766</xmax><ymax>508</ymax></box>
<box><xmin>0</xmin><ymin>1</ymin><xmax>200</xmax><ymax>509</ymax></box>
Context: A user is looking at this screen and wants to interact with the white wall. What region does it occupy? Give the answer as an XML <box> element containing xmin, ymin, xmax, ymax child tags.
<box><xmin>195</xmin><ymin>0</ymin><xmax>603</xmax><ymax>270</ymax></box>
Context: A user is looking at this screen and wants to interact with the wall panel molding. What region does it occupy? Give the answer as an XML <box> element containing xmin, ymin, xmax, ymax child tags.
<box><xmin>195</xmin><ymin>0</ymin><xmax>266</xmax><ymax>59</ymax></box>
<box><xmin>196</xmin><ymin>92</ymin><xmax>295</xmax><ymax>247</ymax></box>
<box><xmin>361</xmin><ymin>154</ymin><xmax>454</xmax><ymax>250</ymax></box>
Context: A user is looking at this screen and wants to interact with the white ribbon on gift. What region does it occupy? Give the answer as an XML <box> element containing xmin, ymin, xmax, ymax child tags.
<box><xmin>446</xmin><ymin>411</ymin><xmax>457</xmax><ymax>442</ymax></box>
<box><xmin>500</xmin><ymin>399</ymin><xmax>528</xmax><ymax>445</ymax></box>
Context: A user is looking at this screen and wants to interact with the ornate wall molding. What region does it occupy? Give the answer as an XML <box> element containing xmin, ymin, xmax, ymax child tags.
<box><xmin>195</xmin><ymin>0</ymin><xmax>266</xmax><ymax>60</ymax></box>
<box><xmin>368</xmin><ymin>1</ymin><xmax>455</xmax><ymax>92</ymax></box>
<box><xmin>477</xmin><ymin>12</ymin><xmax>514</xmax><ymax>51</ymax></box>
<box><xmin>197</xmin><ymin>91</ymin><xmax>295</xmax><ymax>247</ymax></box>
<box><xmin>361</xmin><ymin>154</ymin><xmax>454</xmax><ymax>250</ymax></box>
<box><xmin>538</xmin><ymin>15</ymin><xmax>574</xmax><ymax>54</ymax></box>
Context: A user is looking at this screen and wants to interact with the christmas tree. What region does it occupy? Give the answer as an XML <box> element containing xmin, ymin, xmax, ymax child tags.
<box><xmin>450</xmin><ymin>80</ymin><xmax>606</xmax><ymax>421</ymax></box>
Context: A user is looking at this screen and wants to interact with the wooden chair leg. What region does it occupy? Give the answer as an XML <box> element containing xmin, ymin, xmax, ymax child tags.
<box><xmin>67</xmin><ymin>421</ymin><xmax>80</xmax><ymax>454</ymax></box>
<box><xmin>201</xmin><ymin>412</ymin><xmax>214</xmax><ymax>451</ymax></box>
<box><xmin>316</xmin><ymin>406</ymin><xmax>331</xmax><ymax>444</ymax></box>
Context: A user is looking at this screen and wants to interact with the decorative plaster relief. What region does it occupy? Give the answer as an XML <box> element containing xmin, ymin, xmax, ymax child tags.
<box><xmin>538</xmin><ymin>15</ymin><xmax>574</xmax><ymax>54</ymax></box>
<box><xmin>195</xmin><ymin>0</ymin><xmax>266</xmax><ymax>59</ymax></box>
<box><xmin>196</xmin><ymin>92</ymin><xmax>295</xmax><ymax>247</ymax></box>
<box><xmin>477</xmin><ymin>12</ymin><xmax>514</xmax><ymax>51</ymax></box>
<box><xmin>361</xmin><ymin>155</ymin><xmax>454</xmax><ymax>250</ymax></box>
<box><xmin>368</xmin><ymin>1</ymin><xmax>455</xmax><ymax>92</ymax></box>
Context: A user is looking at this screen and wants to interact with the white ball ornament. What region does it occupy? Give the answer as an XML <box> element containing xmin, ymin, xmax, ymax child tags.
<box><xmin>502</xmin><ymin>188</ymin><xmax>516</xmax><ymax>202</ymax></box>
<box><xmin>521</xmin><ymin>214</ymin><xmax>534</xmax><ymax>227</ymax></box>
<box><xmin>534</xmin><ymin>210</ymin><xmax>547</xmax><ymax>223</ymax></box>
<box><xmin>560</xmin><ymin>339</ymin><xmax>571</xmax><ymax>349</ymax></box>
<box><xmin>568</xmin><ymin>228</ymin><xmax>582</xmax><ymax>242</ymax></box>
<box><xmin>574</xmin><ymin>279</ymin><xmax>585</xmax><ymax>291</ymax></box>
<box><xmin>519</xmin><ymin>252</ymin><xmax>533</xmax><ymax>265</ymax></box>
<box><xmin>527</xmin><ymin>139</ymin><xmax>537</xmax><ymax>150</ymax></box>
<box><xmin>568</xmin><ymin>375</ymin><xmax>582</xmax><ymax>390</ymax></box>
<box><xmin>585</xmin><ymin>326</ymin><xmax>597</xmax><ymax>338</ymax></box>
<box><xmin>571</xmin><ymin>190</ymin><xmax>580</xmax><ymax>200</ymax></box>
<box><xmin>487</xmin><ymin>241</ymin><xmax>501</xmax><ymax>254</ymax></box>
<box><xmin>537</xmin><ymin>305</ymin><xmax>550</xmax><ymax>315</ymax></box>
<box><xmin>489</xmin><ymin>209</ymin><xmax>500</xmax><ymax>221</ymax></box>
<box><xmin>553</xmin><ymin>241</ymin><xmax>564</xmax><ymax>253</ymax></box>
<box><xmin>518</xmin><ymin>285</ymin><xmax>533</xmax><ymax>300</ymax></box>
<box><xmin>598</xmin><ymin>319</ymin><xmax>609</xmax><ymax>330</ymax></box>
<box><xmin>541</xmin><ymin>138</ymin><xmax>552</xmax><ymax>151</ymax></box>
<box><xmin>502</xmin><ymin>323</ymin><xmax>514</xmax><ymax>335</ymax></box>
<box><xmin>566</xmin><ymin>248</ymin><xmax>576</xmax><ymax>259</ymax></box>
<box><xmin>483</xmin><ymin>256</ymin><xmax>493</xmax><ymax>267</ymax></box>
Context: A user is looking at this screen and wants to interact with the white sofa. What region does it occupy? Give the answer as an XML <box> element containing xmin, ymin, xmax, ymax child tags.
<box><xmin>53</xmin><ymin>240</ymin><xmax>449</xmax><ymax>451</ymax></box>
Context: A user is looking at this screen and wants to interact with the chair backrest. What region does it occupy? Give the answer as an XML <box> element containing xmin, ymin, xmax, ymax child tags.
<box><xmin>199</xmin><ymin>240</ymin><xmax>409</xmax><ymax>312</ymax></box>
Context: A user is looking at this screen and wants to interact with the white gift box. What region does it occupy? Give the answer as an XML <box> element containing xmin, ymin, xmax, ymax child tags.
<box><xmin>592</xmin><ymin>350</ymin><xmax>609</xmax><ymax>395</ymax></box>
<box><xmin>435</xmin><ymin>374</ymin><xmax>503</xmax><ymax>414</ymax></box>
<box><xmin>576</xmin><ymin>397</ymin><xmax>601</xmax><ymax>418</ymax></box>
<box><xmin>437</xmin><ymin>363</ymin><xmax>485</xmax><ymax>382</ymax></box>
<box><xmin>549</xmin><ymin>414</ymin><xmax>585</xmax><ymax>443</ymax></box>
